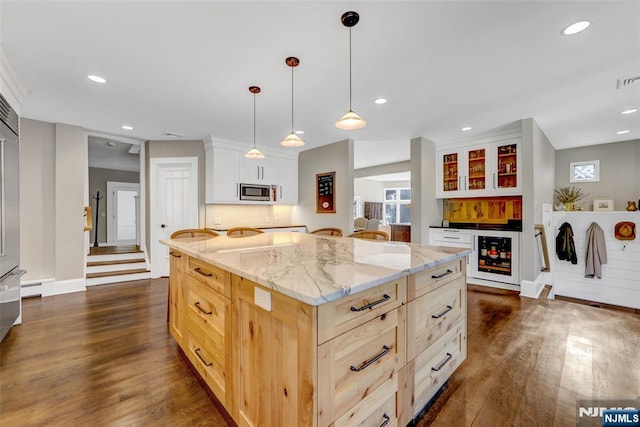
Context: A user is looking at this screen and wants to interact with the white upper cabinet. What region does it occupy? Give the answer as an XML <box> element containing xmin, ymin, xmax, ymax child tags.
<box><xmin>206</xmin><ymin>146</ymin><xmax>240</xmax><ymax>203</ymax></box>
<box><xmin>275</xmin><ymin>157</ymin><xmax>298</xmax><ymax>205</ymax></box>
<box><xmin>436</xmin><ymin>138</ymin><xmax>521</xmax><ymax>198</ymax></box>
<box><xmin>238</xmin><ymin>156</ymin><xmax>276</xmax><ymax>185</ymax></box>
<box><xmin>205</xmin><ymin>139</ymin><xmax>298</xmax><ymax>205</ymax></box>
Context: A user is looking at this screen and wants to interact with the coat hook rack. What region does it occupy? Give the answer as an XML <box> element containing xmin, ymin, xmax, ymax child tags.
<box><xmin>92</xmin><ymin>191</ymin><xmax>103</xmax><ymax>247</ymax></box>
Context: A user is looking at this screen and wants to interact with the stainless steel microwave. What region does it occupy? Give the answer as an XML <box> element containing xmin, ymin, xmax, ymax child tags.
<box><xmin>239</xmin><ymin>183</ymin><xmax>271</xmax><ymax>201</ymax></box>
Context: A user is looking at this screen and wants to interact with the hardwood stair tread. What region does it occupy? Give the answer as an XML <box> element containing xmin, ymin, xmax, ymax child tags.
<box><xmin>86</xmin><ymin>268</ymin><xmax>150</xmax><ymax>279</ymax></box>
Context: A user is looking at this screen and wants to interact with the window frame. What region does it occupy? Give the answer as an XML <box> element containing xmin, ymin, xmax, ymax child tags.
<box><xmin>569</xmin><ymin>160</ymin><xmax>600</xmax><ymax>183</ymax></box>
<box><xmin>383</xmin><ymin>187</ymin><xmax>411</xmax><ymax>225</ymax></box>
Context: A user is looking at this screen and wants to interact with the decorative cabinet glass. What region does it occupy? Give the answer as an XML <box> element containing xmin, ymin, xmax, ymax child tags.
<box><xmin>491</xmin><ymin>139</ymin><xmax>521</xmax><ymax>194</ymax></box>
<box><xmin>436</xmin><ymin>138</ymin><xmax>521</xmax><ymax>197</ymax></box>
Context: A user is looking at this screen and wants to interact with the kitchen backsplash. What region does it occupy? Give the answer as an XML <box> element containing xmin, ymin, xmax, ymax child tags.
<box><xmin>205</xmin><ymin>204</ymin><xmax>293</xmax><ymax>228</ymax></box>
<box><xmin>444</xmin><ymin>196</ymin><xmax>522</xmax><ymax>224</ymax></box>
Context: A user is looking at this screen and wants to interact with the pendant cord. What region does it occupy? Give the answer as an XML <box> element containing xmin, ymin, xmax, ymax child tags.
<box><xmin>253</xmin><ymin>94</ymin><xmax>257</xmax><ymax>149</ymax></box>
<box><xmin>349</xmin><ymin>27</ymin><xmax>352</xmax><ymax>110</ymax></box>
<box><xmin>291</xmin><ymin>65</ymin><xmax>294</xmax><ymax>133</ymax></box>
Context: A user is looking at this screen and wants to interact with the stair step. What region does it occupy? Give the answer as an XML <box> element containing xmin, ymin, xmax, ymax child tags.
<box><xmin>87</xmin><ymin>259</ymin><xmax>144</xmax><ymax>267</ymax></box>
<box><xmin>86</xmin><ymin>268</ymin><xmax>149</xmax><ymax>279</ymax></box>
<box><xmin>87</xmin><ymin>261</ymin><xmax>148</xmax><ymax>274</ymax></box>
<box><xmin>87</xmin><ymin>252</ymin><xmax>146</xmax><ymax>263</ymax></box>
<box><xmin>85</xmin><ymin>271</ymin><xmax>152</xmax><ymax>287</ymax></box>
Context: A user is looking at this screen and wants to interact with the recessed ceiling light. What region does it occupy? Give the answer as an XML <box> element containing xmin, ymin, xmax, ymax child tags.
<box><xmin>106</xmin><ymin>141</ymin><xmax>117</xmax><ymax>147</ymax></box>
<box><xmin>121</xmin><ymin>125</ymin><xmax>133</xmax><ymax>130</ymax></box>
<box><xmin>374</xmin><ymin>98</ymin><xmax>387</xmax><ymax>105</ymax></box>
<box><xmin>621</xmin><ymin>108</ymin><xmax>638</xmax><ymax>115</ymax></box>
<box><xmin>616</xmin><ymin>130</ymin><xmax>630</xmax><ymax>135</ymax></box>
<box><xmin>295</xmin><ymin>130</ymin><xmax>304</xmax><ymax>135</ymax></box>
<box><xmin>87</xmin><ymin>75</ymin><xmax>106</xmax><ymax>83</ymax></box>
<box><xmin>562</xmin><ymin>21</ymin><xmax>590</xmax><ymax>36</ymax></box>
<box><xmin>461</xmin><ymin>126</ymin><xmax>472</xmax><ymax>132</ymax></box>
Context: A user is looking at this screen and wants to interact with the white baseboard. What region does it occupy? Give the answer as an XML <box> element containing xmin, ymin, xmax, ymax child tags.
<box><xmin>54</xmin><ymin>278</ymin><xmax>86</xmax><ymax>295</ymax></box>
<box><xmin>21</xmin><ymin>277</ymin><xmax>56</xmax><ymax>297</ymax></box>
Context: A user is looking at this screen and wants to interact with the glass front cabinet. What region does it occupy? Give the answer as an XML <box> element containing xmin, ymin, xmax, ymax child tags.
<box><xmin>436</xmin><ymin>138</ymin><xmax>521</xmax><ymax>198</ymax></box>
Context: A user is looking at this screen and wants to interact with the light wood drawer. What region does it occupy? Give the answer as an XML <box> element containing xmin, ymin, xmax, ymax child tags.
<box><xmin>407</xmin><ymin>275</ymin><xmax>465</xmax><ymax>360</ymax></box>
<box><xmin>332</xmin><ymin>374</ymin><xmax>400</xmax><ymax>427</ymax></box>
<box><xmin>408</xmin><ymin>258</ymin><xmax>464</xmax><ymax>300</ymax></box>
<box><xmin>406</xmin><ymin>318</ymin><xmax>466</xmax><ymax>420</ymax></box>
<box><xmin>186</xmin><ymin>276</ymin><xmax>227</xmax><ymax>357</ymax></box>
<box><xmin>318</xmin><ymin>277</ymin><xmax>406</xmax><ymax>344</ymax></box>
<box><xmin>318</xmin><ymin>306</ymin><xmax>405</xmax><ymax>426</ymax></box>
<box><xmin>185</xmin><ymin>322</ymin><xmax>227</xmax><ymax>404</ymax></box>
<box><xmin>187</xmin><ymin>256</ymin><xmax>230</xmax><ymax>297</ymax></box>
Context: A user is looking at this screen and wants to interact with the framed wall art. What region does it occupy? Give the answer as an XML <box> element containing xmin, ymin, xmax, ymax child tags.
<box><xmin>593</xmin><ymin>198</ymin><xmax>614</xmax><ymax>211</ymax></box>
<box><xmin>316</xmin><ymin>171</ymin><xmax>336</xmax><ymax>213</ymax></box>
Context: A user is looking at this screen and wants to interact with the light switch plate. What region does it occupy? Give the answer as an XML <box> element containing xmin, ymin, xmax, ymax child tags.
<box><xmin>254</xmin><ymin>287</ymin><xmax>272</xmax><ymax>312</ymax></box>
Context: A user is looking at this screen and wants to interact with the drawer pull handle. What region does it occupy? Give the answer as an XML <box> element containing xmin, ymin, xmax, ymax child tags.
<box><xmin>350</xmin><ymin>345</ymin><xmax>391</xmax><ymax>372</ymax></box>
<box><xmin>194</xmin><ymin>348</ymin><xmax>213</xmax><ymax>367</ymax></box>
<box><xmin>195</xmin><ymin>301</ymin><xmax>212</xmax><ymax>315</ymax></box>
<box><xmin>431</xmin><ymin>269</ymin><xmax>453</xmax><ymax>279</ymax></box>
<box><xmin>350</xmin><ymin>294</ymin><xmax>390</xmax><ymax>312</ymax></box>
<box><xmin>380</xmin><ymin>413</ymin><xmax>390</xmax><ymax>427</ymax></box>
<box><xmin>194</xmin><ymin>267</ymin><xmax>212</xmax><ymax>277</ymax></box>
<box><xmin>443</xmin><ymin>236</ymin><xmax>460</xmax><ymax>240</ymax></box>
<box><xmin>169</xmin><ymin>251</ymin><xmax>181</xmax><ymax>258</ymax></box>
<box><xmin>432</xmin><ymin>305</ymin><xmax>453</xmax><ymax>319</ymax></box>
<box><xmin>431</xmin><ymin>352</ymin><xmax>453</xmax><ymax>372</ymax></box>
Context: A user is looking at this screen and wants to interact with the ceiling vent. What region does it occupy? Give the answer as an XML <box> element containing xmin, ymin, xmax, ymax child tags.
<box><xmin>617</xmin><ymin>75</ymin><xmax>640</xmax><ymax>89</ymax></box>
<box><xmin>163</xmin><ymin>131</ymin><xmax>185</xmax><ymax>138</ymax></box>
<box><xmin>128</xmin><ymin>144</ymin><xmax>141</xmax><ymax>154</ymax></box>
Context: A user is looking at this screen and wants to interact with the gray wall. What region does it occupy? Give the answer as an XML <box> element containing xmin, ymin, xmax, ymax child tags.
<box><xmin>54</xmin><ymin>124</ymin><xmax>85</xmax><ymax>281</ymax></box>
<box><xmin>20</xmin><ymin>118</ymin><xmax>55</xmax><ymax>281</ymax></box>
<box><xmin>293</xmin><ymin>140</ymin><xmax>354</xmax><ymax>234</ymax></box>
<box><xmin>88</xmin><ymin>167</ymin><xmax>140</xmax><ymax>244</ymax></box>
<box><xmin>555</xmin><ymin>139</ymin><xmax>640</xmax><ymax>211</ymax></box>
<box><xmin>523</xmin><ymin>118</ymin><xmax>555</xmax><ymax>280</ymax></box>
<box><xmin>410</xmin><ymin>137</ymin><xmax>439</xmax><ymax>244</ymax></box>
<box><xmin>144</xmin><ymin>139</ymin><xmax>206</xmax><ymax>255</ymax></box>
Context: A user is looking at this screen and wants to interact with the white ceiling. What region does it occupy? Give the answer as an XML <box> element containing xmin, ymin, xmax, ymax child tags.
<box><xmin>88</xmin><ymin>136</ymin><xmax>140</xmax><ymax>172</ymax></box>
<box><xmin>2</xmin><ymin>1</ymin><xmax>639</xmax><ymax>170</ymax></box>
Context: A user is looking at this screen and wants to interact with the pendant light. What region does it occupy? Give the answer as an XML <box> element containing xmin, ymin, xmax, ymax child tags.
<box><xmin>245</xmin><ymin>86</ymin><xmax>265</xmax><ymax>159</ymax></box>
<box><xmin>281</xmin><ymin>56</ymin><xmax>305</xmax><ymax>147</ymax></box>
<box><xmin>335</xmin><ymin>11</ymin><xmax>366</xmax><ymax>130</ymax></box>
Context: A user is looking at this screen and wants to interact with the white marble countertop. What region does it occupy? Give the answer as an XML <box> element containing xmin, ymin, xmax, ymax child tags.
<box><xmin>162</xmin><ymin>232</ymin><xmax>470</xmax><ymax>306</ymax></box>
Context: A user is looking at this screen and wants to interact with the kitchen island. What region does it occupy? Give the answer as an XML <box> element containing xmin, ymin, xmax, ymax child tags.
<box><xmin>163</xmin><ymin>232</ymin><xmax>470</xmax><ymax>426</ymax></box>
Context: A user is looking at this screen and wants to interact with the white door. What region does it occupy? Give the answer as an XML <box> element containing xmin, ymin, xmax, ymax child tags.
<box><xmin>150</xmin><ymin>157</ymin><xmax>198</xmax><ymax>277</ymax></box>
<box><xmin>106</xmin><ymin>181</ymin><xmax>140</xmax><ymax>245</ymax></box>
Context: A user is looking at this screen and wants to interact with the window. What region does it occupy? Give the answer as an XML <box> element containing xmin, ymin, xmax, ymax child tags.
<box><xmin>383</xmin><ymin>188</ymin><xmax>411</xmax><ymax>225</ymax></box>
<box><xmin>570</xmin><ymin>160</ymin><xmax>599</xmax><ymax>183</ymax></box>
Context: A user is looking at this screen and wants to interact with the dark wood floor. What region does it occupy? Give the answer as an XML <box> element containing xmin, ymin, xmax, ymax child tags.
<box><xmin>1</xmin><ymin>280</ymin><xmax>638</xmax><ymax>426</ymax></box>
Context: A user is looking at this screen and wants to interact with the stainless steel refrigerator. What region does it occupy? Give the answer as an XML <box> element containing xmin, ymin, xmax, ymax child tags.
<box><xmin>0</xmin><ymin>93</ymin><xmax>25</xmax><ymax>343</ymax></box>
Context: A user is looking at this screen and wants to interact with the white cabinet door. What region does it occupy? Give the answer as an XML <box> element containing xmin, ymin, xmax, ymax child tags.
<box><xmin>463</xmin><ymin>144</ymin><xmax>491</xmax><ymax>195</ymax></box>
<box><xmin>436</xmin><ymin>150</ymin><xmax>464</xmax><ymax>198</ymax></box>
<box><xmin>206</xmin><ymin>147</ymin><xmax>239</xmax><ymax>203</ymax></box>
<box><xmin>238</xmin><ymin>157</ymin><xmax>276</xmax><ymax>185</ymax></box>
<box><xmin>490</xmin><ymin>138</ymin><xmax>521</xmax><ymax>195</ymax></box>
<box><xmin>276</xmin><ymin>158</ymin><xmax>298</xmax><ymax>205</ymax></box>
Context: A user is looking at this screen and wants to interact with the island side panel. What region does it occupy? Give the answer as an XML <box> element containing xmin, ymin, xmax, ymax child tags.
<box><xmin>231</xmin><ymin>274</ymin><xmax>317</xmax><ymax>427</ymax></box>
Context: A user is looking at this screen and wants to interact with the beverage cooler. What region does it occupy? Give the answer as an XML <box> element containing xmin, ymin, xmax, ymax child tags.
<box><xmin>470</xmin><ymin>230</ymin><xmax>520</xmax><ymax>286</ymax></box>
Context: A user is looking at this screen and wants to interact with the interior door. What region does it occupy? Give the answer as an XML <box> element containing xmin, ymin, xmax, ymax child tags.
<box><xmin>151</xmin><ymin>157</ymin><xmax>198</xmax><ymax>277</ymax></box>
<box><xmin>107</xmin><ymin>181</ymin><xmax>140</xmax><ymax>246</ymax></box>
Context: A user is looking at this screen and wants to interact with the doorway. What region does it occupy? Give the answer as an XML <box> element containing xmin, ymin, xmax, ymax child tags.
<box><xmin>150</xmin><ymin>157</ymin><xmax>198</xmax><ymax>277</ymax></box>
<box><xmin>106</xmin><ymin>181</ymin><xmax>140</xmax><ymax>246</ymax></box>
